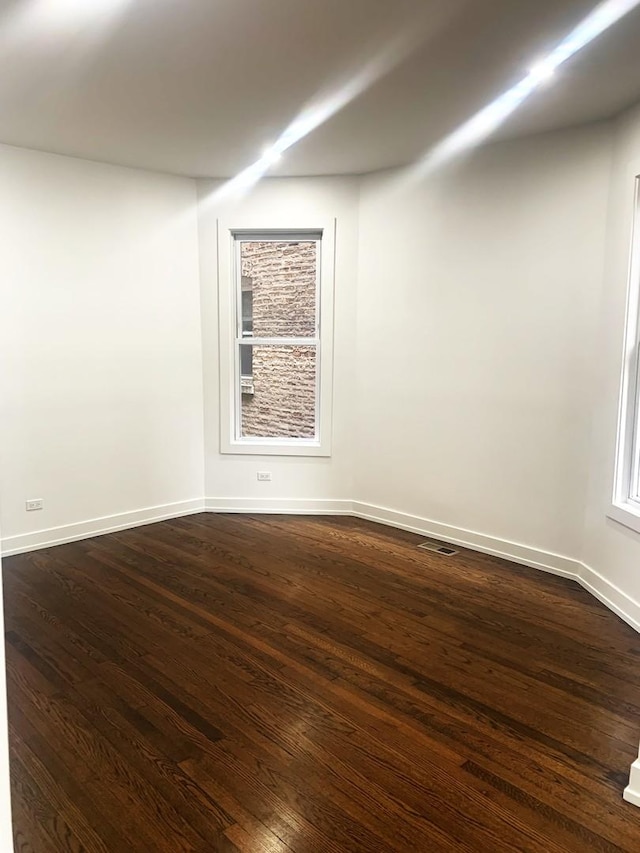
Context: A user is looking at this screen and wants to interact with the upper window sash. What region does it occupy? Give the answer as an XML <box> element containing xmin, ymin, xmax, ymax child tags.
<box><xmin>233</xmin><ymin>233</ymin><xmax>321</xmax><ymax>344</ymax></box>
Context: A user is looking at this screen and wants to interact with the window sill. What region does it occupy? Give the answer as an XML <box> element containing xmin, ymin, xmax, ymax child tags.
<box><xmin>608</xmin><ymin>500</ymin><xmax>640</xmax><ymax>535</ymax></box>
<box><xmin>220</xmin><ymin>437</ymin><xmax>330</xmax><ymax>457</ymax></box>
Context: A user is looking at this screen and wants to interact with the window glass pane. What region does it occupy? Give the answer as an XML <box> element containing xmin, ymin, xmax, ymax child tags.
<box><xmin>240</xmin><ymin>345</ymin><xmax>317</xmax><ymax>439</ymax></box>
<box><xmin>240</xmin><ymin>241</ymin><xmax>317</xmax><ymax>338</ymax></box>
<box><xmin>240</xmin><ymin>344</ymin><xmax>253</xmax><ymax>378</ymax></box>
<box><xmin>631</xmin><ymin>368</ymin><xmax>640</xmax><ymax>500</ymax></box>
<box><xmin>241</xmin><ymin>277</ymin><xmax>253</xmax><ymax>338</ymax></box>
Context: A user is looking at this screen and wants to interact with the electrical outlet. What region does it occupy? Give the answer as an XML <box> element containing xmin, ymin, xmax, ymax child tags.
<box><xmin>26</xmin><ymin>499</ymin><xmax>43</xmax><ymax>512</ymax></box>
<box><xmin>257</xmin><ymin>472</ymin><xmax>272</xmax><ymax>482</ymax></box>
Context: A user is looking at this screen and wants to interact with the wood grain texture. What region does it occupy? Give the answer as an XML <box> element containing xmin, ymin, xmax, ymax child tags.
<box><xmin>3</xmin><ymin>513</ymin><xmax>640</xmax><ymax>851</ymax></box>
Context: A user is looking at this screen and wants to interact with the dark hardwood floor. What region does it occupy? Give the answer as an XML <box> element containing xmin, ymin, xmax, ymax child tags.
<box><xmin>3</xmin><ymin>513</ymin><xmax>640</xmax><ymax>851</ymax></box>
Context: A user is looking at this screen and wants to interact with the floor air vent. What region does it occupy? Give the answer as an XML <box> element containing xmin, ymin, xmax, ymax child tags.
<box><xmin>417</xmin><ymin>540</ymin><xmax>458</xmax><ymax>556</ymax></box>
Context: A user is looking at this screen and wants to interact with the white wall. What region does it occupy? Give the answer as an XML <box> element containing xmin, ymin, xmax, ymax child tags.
<box><xmin>197</xmin><ymin>176</ymin><xmax>358</xmax><ymax>508</ymax></box>
<box><xmin>0</xmin><ymin>145</ymin><xmax>204</xmax><ymax>552</ymax></box>
<box><xmin>0</xmin><ymin>131</ymin><xmax>620</xmax><ymax>562</ymax></box>
<box><xmin>2</xmin><ymin>123</ymin><xmax>636</xmax><ymax>589</ymax></box>
<box><xmin>583</xmin><ymin>103</ymin><xmax>640</xmax><ymax>605</ymax></box>
<box><xmin>355</xmin><ymin>126</ymin><xmax>612</xmax><ymax>558</ymax></box>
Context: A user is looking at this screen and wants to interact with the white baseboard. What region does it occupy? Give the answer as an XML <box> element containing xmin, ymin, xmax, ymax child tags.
<box><xmin>0</xmin><ymin>499</ymin><xmax>205</xmax><ymax>557</ymax></box>
<box><xmin>624</xmin><ymin>760</ymin><xmax>640</xmax><ymax>808</ymax></box>
<box><xmin>3</xmin><ymin>495</ymin><xmax>640</xmax><ymax>635</ymax></box>
<box><xmin>204</xmin><ymin>497</ymin><xmax>353</xmax><ymax>515</ymax></box>
<box><xmin>578</xmin><ymin>562</ymin><xmax>640</xmax><ymax>634</ymax></box>
<box><xmin>351</xmin><ymin>501</ymin><xmax>583</xmax><ymax>579</ymax></box>
<box><xmin>201</xmin><ymin>497</ymin><xmax>640</xmax><ymax>634</ymax></box>
<box><xmin>351</xmin><ymin>501</ymin><xmax>640</xmax><ymax>635</ymax></box>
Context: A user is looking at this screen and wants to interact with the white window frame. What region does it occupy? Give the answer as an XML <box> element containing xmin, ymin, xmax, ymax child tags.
<box><xmin>217</xmin><ymin>217</ymin><xmax>335</xmax><ymax>456</ymax></box>
<box><xmin>611</xmin><ymin>176</ymin><xmax>640</xmax><ymax>533</ymax></box>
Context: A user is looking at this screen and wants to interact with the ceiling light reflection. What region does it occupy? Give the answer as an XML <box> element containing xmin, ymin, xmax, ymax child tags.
<box><xmin>211</xmin><ymin>37</ymin><xmax>417</xmax><ymax>202</ymax></box>
<box><xmin>528</xmin><ymin>60</ymin><xmax>555</xmax><ymax>84</ymax></box>
<box><xmin>206</xmin><ymin>3</ymin><xmax>460</xmax><ymax>205</ymax></box>
<box><xmin>261</xmin><ymin>147</ymin><xmax>282</xmax><ymax>166</ymax></box>
<box><xmin>1</xmin><ymin>0</ymin><xmax>131</xmax><ymax>37</ymax></box>
<box><xmin>406</xmin><ymin>0</ymin><xmax>640</xmax><ymax>182</ymax></box>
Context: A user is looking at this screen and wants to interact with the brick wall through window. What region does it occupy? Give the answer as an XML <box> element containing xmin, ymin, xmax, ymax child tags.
<box><xmin>240</xmin><ymin>241</ymin><xmax>317</xmax><ymax>438</ymax></box>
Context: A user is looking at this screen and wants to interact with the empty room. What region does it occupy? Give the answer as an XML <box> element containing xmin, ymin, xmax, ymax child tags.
<box><xmin>4</xmin><ymin>0</ymin><xmax>640</xmax><ymax>850</ymax></box>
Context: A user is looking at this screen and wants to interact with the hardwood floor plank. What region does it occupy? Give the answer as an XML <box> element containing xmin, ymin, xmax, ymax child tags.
<box><xmin>9</xmin><ymin>745</ymin><xmax>60</xmax><ymax>853</ymax></box>
<box><xmin>5</xmin><ymin>513</ymin><xmax>640</xmax><ymax>851</ymax></box>
<box><xmin>179</xmin><ymin>757</ymin><xmax>296</xmax><ymax>853</ymax></box>
<box><xmin>64</xmin><ymin>678</ymin><xmax>234</xmax><ymax>843</ymax></box>
<box><xmin>11</xmin><ymin>733</ymin><xmax>119</xmax><ymax>853</ymax></box>
<box><xmin>461</xmin><ymin>760</ymin><xmax>627</xmax><ymax>853</ymax></box>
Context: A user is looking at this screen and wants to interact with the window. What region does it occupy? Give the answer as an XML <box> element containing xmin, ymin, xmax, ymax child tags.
<box><xmin>218</xmin><ymin>221</ymin><xmax>335</xmax><ymax>456</ymax></box>
<box><xmin>611</xmin><ymin>177</ymin><xmax>640</xmax><ymax>532</ymax></box>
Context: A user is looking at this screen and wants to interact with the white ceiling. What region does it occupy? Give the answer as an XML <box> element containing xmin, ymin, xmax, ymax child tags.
<box><xmin>1</xmin><ymin>0</ymin><xmax>640</xmax><ymax>178</ymax></box>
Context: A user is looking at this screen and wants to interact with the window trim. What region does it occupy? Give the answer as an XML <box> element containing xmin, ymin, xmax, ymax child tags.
<box><xmin>610</xmin><ymin>176</ymin><xmax>640</xmax><ymax>533</ymax></box>
<box><xmin>217</xmin><ymin>218</ymin><xmax>335</xmax><ymax>456</ymax></box>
